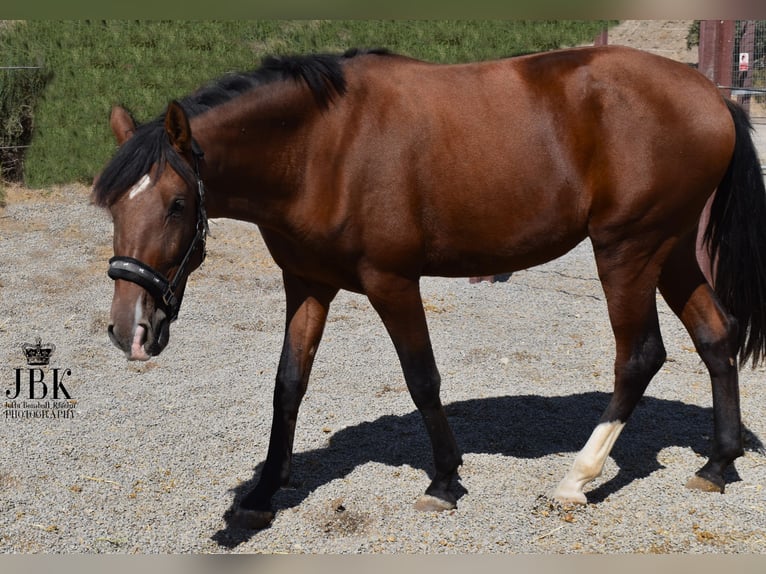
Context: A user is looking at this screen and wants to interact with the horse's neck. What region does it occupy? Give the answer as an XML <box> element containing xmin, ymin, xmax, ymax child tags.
<box><xmin>194</xmin><ymin>85</ymin><xmax>316</xmax><ymax>224</ymax></box>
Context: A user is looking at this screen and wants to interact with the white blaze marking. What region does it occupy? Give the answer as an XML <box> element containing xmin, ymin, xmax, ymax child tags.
<box><xmin>553</xmin><ymin>421</ymin><xmax>626</xmax><ymax>504</ymax></box>
<box><xmin>133</xmin><ymin>297</ymin><xmax>143</xmax><ymax>330</ymax></box>
<box><xmin>127</xmin><ymin>174</ymin><xmax>151</xmax><ymax>200</ymax></box>
<box><xmin>130</xmin><ymin>297</ymin><xmax>150</xmax><ymax>361</ymax></box>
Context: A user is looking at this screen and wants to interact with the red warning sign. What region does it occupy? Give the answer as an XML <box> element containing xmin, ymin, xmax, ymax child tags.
<box><xmin>739</xmin><ymin>53</ymin><xmax>750</xmax><ymax>72</ymax></box>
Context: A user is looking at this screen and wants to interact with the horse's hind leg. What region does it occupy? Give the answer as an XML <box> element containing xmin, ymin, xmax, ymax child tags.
<box><xmin>658</xmin><ymin>232</ymin><xmax>742</xmax><ymax>492</ymax></box>
<box><xmin>554</xmin><ymin>240</ymin><xmax>667</xmax><ymax>504</ymax></box>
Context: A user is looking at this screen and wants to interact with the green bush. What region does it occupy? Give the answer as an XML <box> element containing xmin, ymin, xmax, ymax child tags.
<box><xmin>0</xmin><ymin>20</ymin><xmax>613</xmax><ymax>187</ymax></box>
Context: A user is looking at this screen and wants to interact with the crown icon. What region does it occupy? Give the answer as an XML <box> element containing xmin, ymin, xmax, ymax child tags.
<box><xmin>22</xmin><ymin>337</ymin><xmax>56</xmax><ymax>366</ymax></box>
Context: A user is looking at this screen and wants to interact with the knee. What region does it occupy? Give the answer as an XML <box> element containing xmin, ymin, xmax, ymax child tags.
<box><xmin>643</xmin><ymin>333</ymin><xmax>667</xmax><ymax>375</ymax></box>
<box><xmin>620</xmin><ymin>332</ymin><xmax>666</xmax><ymax>381</ymax></box>
<box><xmin>273</xmin><ymin>369</ymin><xmax>307</xmax><ymax>411</ymax></box>
<box><xmin>406</xmin><ymin>373</ymin><xmax>442</xmax><ymax>410</ymax></box>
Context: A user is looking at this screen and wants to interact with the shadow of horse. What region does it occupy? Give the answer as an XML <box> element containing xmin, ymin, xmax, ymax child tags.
<box><xmin>212</xmin><ymin>391</ymin><xmax>763</xmax><ymax>547</ymax></box>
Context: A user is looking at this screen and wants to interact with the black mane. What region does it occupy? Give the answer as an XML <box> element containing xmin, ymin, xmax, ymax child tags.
<box><xmin>93</xmin><ymin>48</ymin><xmax>389</xmax><ymax>207</ymax></box>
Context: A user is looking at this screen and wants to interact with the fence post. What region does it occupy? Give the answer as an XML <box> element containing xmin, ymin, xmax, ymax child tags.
<box><xmin>594</xmin><ymin>26</ymin><xmax>608</xmax><ymax>47</ymax></box>
<box><xmin>699</xmin><ymin>20</ymin><xmax>735</xmax><ymax>99</ymax></box>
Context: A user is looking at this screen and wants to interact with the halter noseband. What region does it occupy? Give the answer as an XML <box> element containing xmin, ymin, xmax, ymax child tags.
<box><xmin>107</xmin><ymin>141</ymin><xmax>209</xmax><ymax>322</ymax></box>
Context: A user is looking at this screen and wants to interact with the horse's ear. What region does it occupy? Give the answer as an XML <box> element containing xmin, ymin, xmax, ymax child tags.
<box><xmin>110</xmin><ymin>106</ymin><xmax>136</xmax><ymax>145</ymax></box>
<box><xmin>164</xmin><ymin>100</ymin><xmax>193</xmax><ymax>154</ymax></box>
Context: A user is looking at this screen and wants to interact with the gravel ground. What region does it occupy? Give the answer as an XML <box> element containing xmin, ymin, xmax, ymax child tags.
<box><xmin>1</xmin><ymin>176</ymin><xmax>765</xmax><ymax>555</ymax></box>
<box><xmin>3</xmin><ymin>19</ymin><xmax>766</xmax><ymax>560</ymax></box>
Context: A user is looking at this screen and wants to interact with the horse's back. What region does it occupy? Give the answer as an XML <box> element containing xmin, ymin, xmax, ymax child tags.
<box><xmin>307</xmin><ymin>47</ymin><xmax>735</xmax><ymax>278</ymax></box>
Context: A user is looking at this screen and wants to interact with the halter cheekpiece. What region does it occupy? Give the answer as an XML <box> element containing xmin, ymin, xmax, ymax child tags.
<box><xmin>107</xmin><ymin>140</ymin><xmax>208</xmax><ymax>322</ymax></box>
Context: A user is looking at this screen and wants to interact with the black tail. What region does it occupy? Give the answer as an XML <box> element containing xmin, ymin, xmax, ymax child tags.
<box><xmin>704</xmin><ymin>98</ymin><xmax>766</xmax><ymax>367</ymax></box>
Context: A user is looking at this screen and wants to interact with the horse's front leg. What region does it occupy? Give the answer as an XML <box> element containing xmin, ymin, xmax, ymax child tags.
<box><xmin>365</xmin><ymin>273</ymin><xmax>463</xmax><ymax>511</ymax></box>
<box><xmin>233</xmin><ymin>272</ymin><xmax>337</xmax><ymax>529</ymax></box>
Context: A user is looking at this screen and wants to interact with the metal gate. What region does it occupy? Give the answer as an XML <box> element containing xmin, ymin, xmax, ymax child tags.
<box><xmin>698</xmin><ymin>20</ymin><xmax>766</xmax><ymax>118</ymax></box>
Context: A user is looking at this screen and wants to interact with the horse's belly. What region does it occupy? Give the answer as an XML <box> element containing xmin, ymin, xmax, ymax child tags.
<box><xmin>421</xmin><ymin>220</ymin><xmax>588</xmax><ymax>278</ymax></box>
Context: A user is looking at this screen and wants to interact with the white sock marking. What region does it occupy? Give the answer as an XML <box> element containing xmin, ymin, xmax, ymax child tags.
<box><xmin>553</xmin><ymin>420</ymin><xmax>626</xmax><ymax>504</ymax></box>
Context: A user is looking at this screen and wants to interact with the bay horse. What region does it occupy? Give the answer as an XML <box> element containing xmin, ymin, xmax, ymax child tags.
<box><xmin>93</xmin><ymin>46</ymin><xmax>766</xmax><ymax>530</ymax></box>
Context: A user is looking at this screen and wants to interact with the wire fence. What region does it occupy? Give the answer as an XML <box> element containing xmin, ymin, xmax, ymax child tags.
<box><xmin>730</xmin><ymin>20</ymin><xmax>766</xmax><ymax>117</ymax></box>
<box><xmin>0</xmin><ymin>65</ymin><xmax>44</xmax><ymax>181</ymax></box>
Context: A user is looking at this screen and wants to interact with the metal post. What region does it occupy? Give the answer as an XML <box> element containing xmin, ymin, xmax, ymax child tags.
<box><xmin>594</xmin><ymin>27</ymin><xmax>608</xmax><ymax>47</ymax></box>
<box><xmin>699</xmin><ymin>20</ymin><xmax>735</xmax><ymax>99</ymax></box>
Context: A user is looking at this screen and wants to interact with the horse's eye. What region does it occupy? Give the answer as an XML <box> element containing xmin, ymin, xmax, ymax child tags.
<box><xmin>168</xmin><ymin>198</ymin><xmax>186</xmax><ymax>217</ymax></box>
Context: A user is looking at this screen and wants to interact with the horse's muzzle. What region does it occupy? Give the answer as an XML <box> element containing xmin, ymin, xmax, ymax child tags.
<box><xmin>107</xmin><ymin>310</ymin><xmax>170</xmax><ymax>361</ymax></box>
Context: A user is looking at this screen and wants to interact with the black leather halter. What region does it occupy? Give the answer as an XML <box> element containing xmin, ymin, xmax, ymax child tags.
<box><xmin>107</xmin><ymin>142</ymin><xmax>208</xmax><ymax>322</ymax></box>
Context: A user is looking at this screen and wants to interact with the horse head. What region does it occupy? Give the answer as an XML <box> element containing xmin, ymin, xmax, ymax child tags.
<box><xmin>97</xmin><ymin>103</ymin><xmax>207</xmax><ymax>360</ymax></box>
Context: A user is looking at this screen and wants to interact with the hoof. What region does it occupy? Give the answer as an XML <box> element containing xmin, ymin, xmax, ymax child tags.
<box><xmin>533</xmin><ymin>494</ymin><xmax>587</xmax><ymax>519</ymax></box>
<box><xmin>551</xmin><ymin>485</ymin><xmax>587</xmax><ymax>506</ymax></box>
<box><xmin>414</xmin><ymin>494</ymin><xmax>456</xmax><ymax>512</ymax></box>
<box><xmin>229</xmin><ymin>507</ymin><xmax>275</xmax><ymax>530</ymax></box>
<box><xmin>685</xmin><ymin>475</ymin><xmax>724</xmax><ymax>494</ymax></box>
<box><xmin>552</xmin><ymin>494</ymin><xmax>587</xmax><ymax>506</ymax></box>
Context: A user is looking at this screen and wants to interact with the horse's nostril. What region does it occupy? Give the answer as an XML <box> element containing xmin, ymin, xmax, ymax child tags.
<box><xmin>107</xmin><ymin>324</ymin><xmax>123</xmax><ymax>349</ymax></box>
